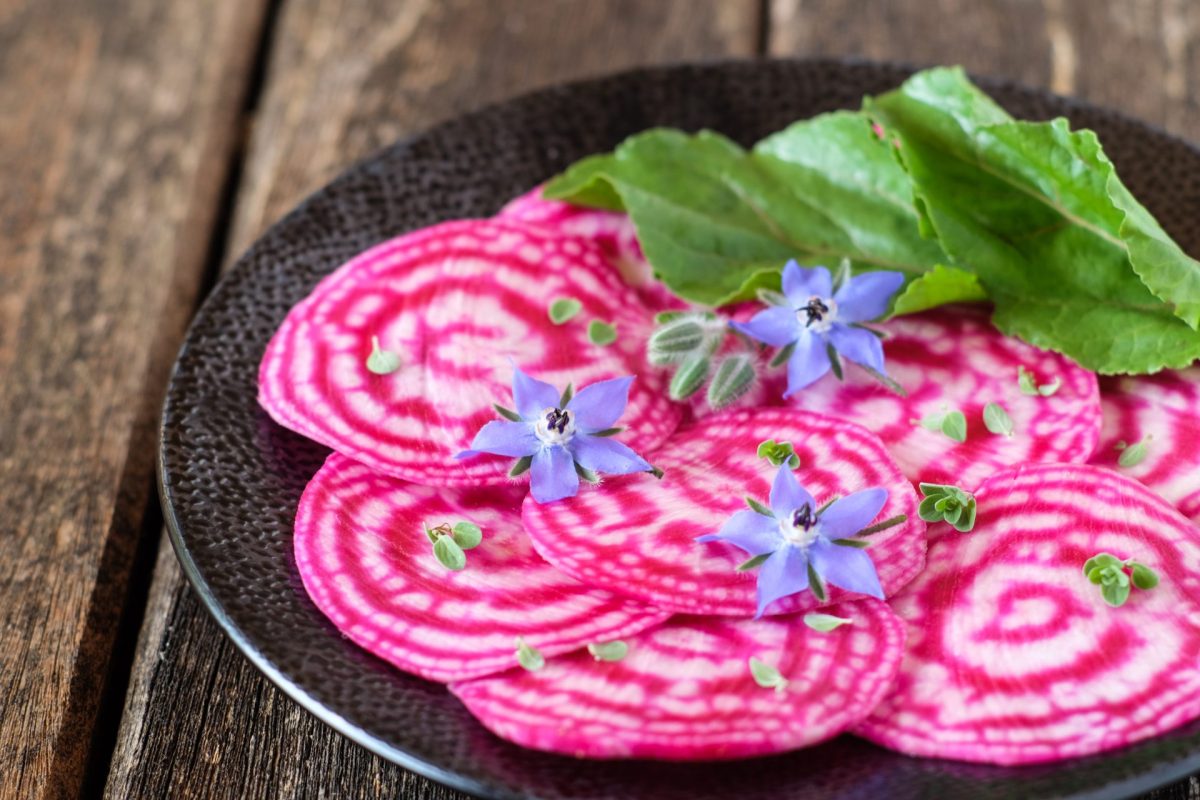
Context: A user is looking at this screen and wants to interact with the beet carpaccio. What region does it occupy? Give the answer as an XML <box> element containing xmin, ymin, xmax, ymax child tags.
<box><xmin>262</xmin><ymin>76</ymin><xmax>1200</xmax><ymax>766</ymax></box>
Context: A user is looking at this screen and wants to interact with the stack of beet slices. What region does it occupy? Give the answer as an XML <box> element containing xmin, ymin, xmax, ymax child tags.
<box><xmin>260</xmin><ymin>187</ymin><xmax>1200</xmax><ymax>765</ymax></box>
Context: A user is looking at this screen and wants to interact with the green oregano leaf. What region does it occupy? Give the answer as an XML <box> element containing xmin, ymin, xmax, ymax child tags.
<box><xmin>587</xmin><ymin>320</ymin><xmax>618</xmax><ymax>346</ymax></box>
<box><xmin>803</xmin><ymin>613</ymin><xmax>853</xmax><ymax>632</ymax></box>
<box><xmin>917</xmin><ymin>484</ymin><xmax>976</xmax><ymax>532</ymax></box>
<box><xmin>756</xmin><ymin>439</ymin><xmax>799</xmax><ymax>468</ymax></box>
<box><xmin>515</xmin><ymin>637</ymin><xmax>545</xmax><ymax>671</ymax></box>
<box><xmin>654</xmin><ymin>310</ymin><xmax>687</xmax><ymax>325</ymax></box>
<box><xmin>748</xmin><ymin>657</ymin><xmax>788</xmax><ymax>693</ymax></box>
<box><xmin>587</xmin><ymin>641</ymin><xmax>629</xmax><ymax>662</ymax></box>
<box><xmin>940</xmin><ymin>410</ymin><xmax>967</xmax><ymax>443</ymax></box>
<box><xmin>1018</xmin><ymin>366</ymin><xmax>1039</xmax><ymax>396</ymax></box>
<box><xmin>1038</xmin><ymin>377</ymin><xmax>1062</xmax><ymax>396</ymax></box>
<box><xmin>548</xmin><ymin>297</ymin><xmax>582</xmax><ymax>325</ymax></box>
<box><xmin>745</xmin><ymin>496</ymin><xmax>773</xmax><ymax>517</ymax></box>
<box><xmin>983</xmin><ymin>402</ymin><xmax>1014</xmax><ymax>437</ymax></box>
<box><xmin>1129</xmin><ymin>562</ymin><xmax>1160</xmax><ymax>590</ymax></box>
<box><xmin>451</xmin><ymin>521</ymin><xmax>482</xmax><ymax>550</ymax></box>
<box><xmin>1116</xmin><ymin>435</ymin><xmax>1152</xmax><ymax>467</ymax></box>
<box><xmin>366</xmin><ymin>336</ymin><xmax>402</xmax><ymax>375</ymax></box>
<box><xmin>433</xmin><ymin>535</ymin><xmax>466</xmax><ymax>571</ymax></box>
<box><xmin>736</xmin><ymin>553</ymin><xmax>772</xmax><ymax>572</ymax></box>
<box><xmin>1101</xmin><ymin>580</ymin><xmax>1132</xmax><ymax>608</ymax></box>
<box><xmin>509</xmin><ymin>455</ymin><xmax>533</xmax><ymax>477</ymax></box>
<box><xmin>916</xmin><ymin>409</ymin><xmax>947</xmax><ymax>432</ymax></box>
<box><xmin>669</xmin><ymin>356</ymin><xmax>710</xmax><ymax>401</ymax></box>
<box><xmin>493</xmin><ymin>403</ymin><xmax>522</xmax><ymax>422</ymax></box>
<box><xmin>423</xmin><ymin>524</ymin><xmax>440</xmax><ymax>544</ymax></box>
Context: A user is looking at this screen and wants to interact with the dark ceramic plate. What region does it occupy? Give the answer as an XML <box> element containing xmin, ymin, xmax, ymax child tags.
<box><xmin>160</xmin><ymin>59</ymin><xmax>1200</xmax><ymax>800</ymax></box>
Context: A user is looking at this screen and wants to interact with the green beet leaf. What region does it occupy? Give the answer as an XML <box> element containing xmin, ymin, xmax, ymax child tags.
<box><xmin>544</xmin><ymin>113</ymin><xmax>948</xmax><ymax>306</ymax></box>
<box><xmin>870</xmin><ymin>66</ymin><xmax>1200</xmax><ymax>374</ymax></box>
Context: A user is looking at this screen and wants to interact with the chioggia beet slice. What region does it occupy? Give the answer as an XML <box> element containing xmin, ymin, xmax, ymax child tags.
<box><xmin>500</xmin><ymin>187</ymin><xmax>684</xmax><ymax>312</ymax></box>
<box><xmin>1091</xmin><ymin>367</ymin><xmax>1200</xmax><ymax>524</ymax></box>
<box><xmin>451</xmin><ymin>598</ymin><xmax>905</xmax><ymax>760</ymax></box>
<box><xmin>522</xmin><ymin>408</ymin><xmax>925</xmax><ymax>616</ymax></box>
<box><xmin>784</xmin><ymin>306</ymin><xmax>1101</xmax><ymax>489</ymax></box>
<box><xmin>293</xmin><ymin>453</ymin><xmax>671</xmax><ymax>683</ymax></box>
<box><xmin>259</xmin><ymin>217</ymin><xmax>680</xmax><ymax>486</ymax></box>
<box><xmin>856</xmin><ymin>463</ymin><xmax>1200</xmax><ymax>765</ymax></box>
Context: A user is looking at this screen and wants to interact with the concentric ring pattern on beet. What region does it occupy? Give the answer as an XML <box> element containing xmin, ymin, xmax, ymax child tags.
<box><xmin>259</xmin><ymin>217</ymin><xmax>681</xmax><ymax>487</ymax></box>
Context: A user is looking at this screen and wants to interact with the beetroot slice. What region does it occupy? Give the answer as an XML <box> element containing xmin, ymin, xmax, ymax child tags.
<box><xmin>500</xmin><ymin>187</ymin><xmax>684</xmax><ymax>312</ymax></box>
<box><xmin>451</xmin><ymin>598</ymin><xmax>905</xmax><ymax>760</ymax></box>
<box><xmin>1091</xmin><ymin>368</ymin><xmax>1200</xmax><ymax>524</ymax></box>
<box><xmin>522</xmin><ymin>408</ymin><xmax>925</xmax><ymax>616</ymax></box>
<box><xmin>259</xmin><ymin>217</ymin><xmax>681</xmax><ymax>486</ymax></box>
<box><xmin>856</xmin><ymin>463</ymin><xmax>1200</xmax><ymax>765</ymax></box>
<box><xmin>785</xmin><ymin>307</ymin><xmax>1101</xmax><ymax>489</ymax></box>
<box><xmin>294</xmin><ymin>453</ymin><xmax>671</xmax><ymax>683</ymax></box>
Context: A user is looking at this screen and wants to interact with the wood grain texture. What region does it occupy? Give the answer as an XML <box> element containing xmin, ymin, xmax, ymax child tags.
<box><xmin>104</xmin><ymin>1</ymin><xmax>759</xmax><ymax>797</ymax></box>
<box><xmin>0</xmin><ymin>2</ymin><xmax>267</xmax><ymax>798</ymax></box>
<box><xmin>769</xmin><ymin>0</ymin><xmax>1200</xmax><ymax>139</ymax></box>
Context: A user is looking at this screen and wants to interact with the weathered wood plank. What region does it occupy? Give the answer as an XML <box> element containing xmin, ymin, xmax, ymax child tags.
<box><xmin>769</xmin><ymin>3</ymin><xmax>1199</xmax><ymax>797</ymax></box>
<box><xmin>105</xmin><ymin>1</ymin><xmax>759</xmax><ymax>797</ymax></box>
<box><xmin>0</xmin><ymin>2</ymin><xmax>267</xmax><ymax>798</ymax></box>
<box><xmin>768</xmin><ymin>0</ymin><xmax>1200</xmax><ymax>138</ymax></box>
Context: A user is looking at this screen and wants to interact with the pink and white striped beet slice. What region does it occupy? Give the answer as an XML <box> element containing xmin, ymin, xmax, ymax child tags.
<box><xmin>785</xmin><ymin>306</ymin><xmax>1101</xmax><ymax>489</ymax></box>
<box><xmin>499</xmin><ymin>187</ymin><xmax>684</xmax><ymax>312</ymax></box>
<box><xmin>1091</xmin><ymin>368</ymin><xmax>1200</xmax><ymax>524</ymax></box>
<box><xmin>294</xmin><ymin>453</ymin><xmax>671</xmax><ymax>683</ymax></box>
<box><xmin>856</xmin><ymin>463</ymin><xmax>1200</xmax><ymax>765</ymax></box>
<box><xmin>522</xmin><ymin>408</ymin><xmax>925</xmax><ymax>616</ymax></box>
<box><xmin>259</xmin><ymin>217</ymin><xmax>681</xmax><ymax>486</ymax></box>
<box><xmin>451</xmin><ymin>598</ymin><xmax>905</xmax><ymax>760</ymax></box>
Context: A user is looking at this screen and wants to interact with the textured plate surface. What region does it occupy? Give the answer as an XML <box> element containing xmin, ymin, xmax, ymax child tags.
<box><xmin>160</xmin><ymin>59</ymin><xmax>1200</xmax><ymax>800</ymax></box>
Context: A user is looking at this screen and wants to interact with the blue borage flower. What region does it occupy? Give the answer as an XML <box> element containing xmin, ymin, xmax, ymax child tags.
<box><xmin>457</xmin><ymin>367</ymin><xmax>652</xmax><ymax>504</ymax></box>
<box><xmin>698</xmin><ymin>464</ymin><xmax>887</xmax><ymax>617</ymax></box>
<box><xmin>732</xmin><ymin>260</ymin><xmax>905</xmax><ymax>396</ymax></box>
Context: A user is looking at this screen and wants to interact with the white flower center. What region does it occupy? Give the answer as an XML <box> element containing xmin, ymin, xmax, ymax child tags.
<box><xmin>780</xmin><ymin>504</ymin><xmax>821</xmax><ymax>547</ymax></box>
<box><xmin>534</xmin><ymin>407</ymin><xmax>576</xmax><ymax>446</ymax></box>
<box><xmin>797</xmin><ymin>295</ymin><xmax>838</xmax><ymax>334</ymax></box>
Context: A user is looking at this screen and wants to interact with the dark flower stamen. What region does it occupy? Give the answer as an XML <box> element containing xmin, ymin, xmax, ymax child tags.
<box><xmin>802</xmin><ymin>298</ymin><xmax>830</xmax><ymax>327</ymax></box>
<box><xmin>545</xmin><ymin>408</ymin><xmax>571</xmax><ymax>434</ymax></box>
<box><xmin>792</xmin><ymin>503</ymin><xmax>816</xmax><ymax>531</ymax></box>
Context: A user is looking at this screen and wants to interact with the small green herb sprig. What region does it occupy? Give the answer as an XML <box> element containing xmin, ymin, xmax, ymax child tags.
<box><xmin>648</xmin><ymin>311</ymin><xmax>757</xmax><ymax>410</ymax></box>
<box><xmin>914</xmin><ymin>406</ymin><xmax>968</xmax><ymax>443</ymax></box>
<box><xmin>918</xmin><ymin>483</ymin><xmax>977</xmax><ymax>532</ymax></box>
<box><xmin>757</xmin><ymin>439</ymin><xmax>800</xmax><ymax>469</ymax></box>
<box><xmin>1083</xmin><ymin>553</ymin><xmax>1160</xmax><ymax>607</ymax></box>
<box><xmin>425</xmin><ymin>521</ymin><xmax>483</xmax><ymax>570</ymax></box>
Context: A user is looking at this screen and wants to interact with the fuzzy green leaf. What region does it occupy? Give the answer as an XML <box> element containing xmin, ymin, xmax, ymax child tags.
<box><xmin>669</xmin><ymin>356</ymin><xmax>710</xmax><ymax>401</ymax></box>
<box><xmin>648</xmin><ymin>319</ymin><xmax>707</xmax><ymax>357</ymax></box>
<box><xmin>707</xmin><ymin>354</ymin><xmax>756</xmax><ymax>410</ymax></box>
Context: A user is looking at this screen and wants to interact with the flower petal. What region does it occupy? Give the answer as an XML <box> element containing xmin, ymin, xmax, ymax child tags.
<box><xmin>833</xmin><ymin>270</ymin><xmax>905</xmax><ymax>323</ymax></box>
<box><xmin>569</xmin><ymin>435</ymin><xmax>651</xmax><ymax>475</ymax></box>
<box><xmin>513</xmin><ymin>367</ymin><xmax>562</xmax><ymax>419</ymax></box>
<box><xmin>755</xmin><ymin>546</ymin><xmax>810</xmax><ymax>617</ymax></box>
<box><xmin>782</xmin><ymin>261</ymin><xmax>833</xmax><ymax>305</ymax></box>
<box><xmin>769</xmin><ymin>463</ymin><xmax>815</xmax><ymax>517</ymax></box>
<box><xmin>818</xmin><ymin>488</ymin><xmax>889</xmax><ymax>537</ymax></box>
<box><xmin>828</xmin><ymin>324</ymin><xmax>886</xmax><ymax>373</ymax></box>
<box><xmin>566</xmin><ymin>376</ymin><xmax>633</xmax><ymax>432</ymax></box>
<box><xmin>730</xmin><ymin>306</ymin><xmax>800</xmax><ymax>348</ymax></box>
<box><xmin>529</xmin><ymin>445</ymin><xmax>579</xmax><ymax>504</ymax></box>
<box><xmin>783</xmin><ymin>332</ymin><xmax>832</xmax><ymax>396</ymax></box>
<box><xmin>458</xmin><ymin>420</ymin><xmax>539</xmax><ymax>458</ymax></box>
<box><xmin>809</xmin><ymin>539</ymin><xmax>884</xmax><ymax>599</ymax></box>
<box><xmin>695</xmin><ymin>510</ymin><xmax>781</xmax><ymax>556</ymax></box>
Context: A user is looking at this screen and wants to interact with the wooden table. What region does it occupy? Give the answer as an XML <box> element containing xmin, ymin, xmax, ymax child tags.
<box><xmin>4</xmin><ymin>1</ymin><xmax>1199</xmax><ymax>797</ymax></box>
